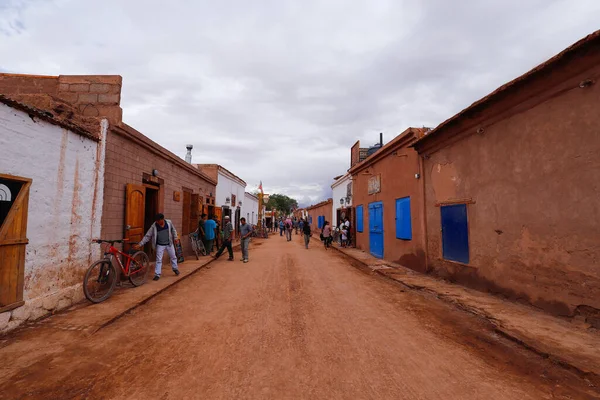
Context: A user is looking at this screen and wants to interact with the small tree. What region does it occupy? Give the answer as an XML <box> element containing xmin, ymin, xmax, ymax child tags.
<box><xmin>266</xmin><ymin>194</ymin><xmax>298</xmax><ymax>215</ymax></box>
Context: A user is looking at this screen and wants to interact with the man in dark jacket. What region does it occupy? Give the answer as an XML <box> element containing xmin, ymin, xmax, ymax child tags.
<box><xmin>214</xmin><ymin>216</ymin><xmax>234</xmax><ymax>261</ymax></box>
<box><xmin>302</xmin><ymin>218</ymin><xmax>312</xmax><ymax>249</ymax></box>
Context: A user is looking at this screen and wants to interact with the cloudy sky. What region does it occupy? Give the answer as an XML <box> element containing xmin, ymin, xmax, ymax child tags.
<box><xmin>1</xmin><ymin>0</ymin><xmax>598</xmax><ymax>206</ymax></box>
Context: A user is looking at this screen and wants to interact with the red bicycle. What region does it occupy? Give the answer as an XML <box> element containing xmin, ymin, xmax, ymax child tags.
<box><xmin>83</xmin><ymin>239</ymin><xmax>150</xmax><ymax>303</ymax></box>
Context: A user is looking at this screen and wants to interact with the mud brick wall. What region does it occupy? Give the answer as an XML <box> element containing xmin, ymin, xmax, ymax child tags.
<box><xmin>307</xmin><ymin>200</ymin><xmax>333</xmax><ymax>234</ymax></box>
<box><xmin>417</xmin><ymin>50</ymin><xmax>600</xmax><ymax>318</ymax></box>
<box><xmin>102</xmin><ymin>127</ymin><xmax>215</xmax><ymax>254</ymax></box>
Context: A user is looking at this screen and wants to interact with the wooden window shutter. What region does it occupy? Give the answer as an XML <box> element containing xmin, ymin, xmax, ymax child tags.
<box><xmin>0</xmin><ymin>174</ymin><xmax>32</xmax><ymax>312</ymax></box>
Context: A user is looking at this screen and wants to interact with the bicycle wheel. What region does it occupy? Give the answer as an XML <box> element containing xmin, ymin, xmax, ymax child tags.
<box><xmin>190</xmin><ymin>235</ymin><xmax>200</xmax><ymax>260</ymax></box>
<box><xmin>129</xmin><ymin>251</ymin><xmax>150</xmax><ymax>286</ymax></box>
<box><xmin>197</xmin><ymin>238</ymin><xmax>207</xmax><ymax>256</ymax></box>
<box><xmin>83</xmin><ymin>260</ymin><xmax>117</xmax><ymax>303</ymax></box>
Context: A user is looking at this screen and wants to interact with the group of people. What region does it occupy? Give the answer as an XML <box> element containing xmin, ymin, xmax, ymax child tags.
<box><xmin>317</xmin><ymin>218</ymin><xmax>350</xmax><ymax>249</ymax></box>
<box><xmin>197</xmin><ymin>213</ymin><xmax>253</xmax><ymax>263</ymax></box>
<box><xmin>277</xmin><ymin>215</ymin><xmax>352</xmax><ymax>250</ymax></box>
<box><xmin>135</xmin><ymin>212</ymin><xmax>254</xmax><ymax>282</ymax></box>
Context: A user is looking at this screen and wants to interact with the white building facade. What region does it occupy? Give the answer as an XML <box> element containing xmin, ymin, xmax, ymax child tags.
<box><xmin>0</xmin><ymin>98</ymin><xmax>106</xmax><ymax>333</ymax></box>
<box><xmin>331</xmin><ymin>172</ymin><xmax>353</xmax><ymax>227</ymax></box>
<box><xmin>210</xmin><ymin>165</ymin><xmax>247</xmax><ymax>235</ymax></box>
<box><xmin>242</xmin><ymin>192</ymin><xmax>259</xmax><ymax>226</ymax></box>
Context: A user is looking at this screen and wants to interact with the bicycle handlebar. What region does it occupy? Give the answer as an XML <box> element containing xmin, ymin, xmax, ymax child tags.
<box><xmin>94</xmin><ymin>239</ymin><xmax>129</xmax><ymax>244</ymax></box>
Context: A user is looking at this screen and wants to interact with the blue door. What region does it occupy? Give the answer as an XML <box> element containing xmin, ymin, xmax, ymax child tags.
<box><xmin>368</xmin><ymin>202</ymin><xmax>383</xmax><ymax>258</ymax></box>
<box><xmin>441</xmin><ymin>204</ymin><xmax>469</xmax><ymax>263</ymax></box>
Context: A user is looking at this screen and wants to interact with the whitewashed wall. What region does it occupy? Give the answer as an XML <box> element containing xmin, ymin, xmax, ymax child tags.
<box><xmin>331</xmin><ymin>173</ymin><xmax>352</xmax><ymax>226</ymax></box>
<box><xmin>242</xmin><ymin>193</ymin><xmax>259</xmax><ymax>225</ymax></box>
<box><xmin>0</xmin><ymin>103</ymin><xmax>106</xmax><ymax>333</ymax></box>
<box><xmin>215</xmin><ymin>169</ymin><xmax>246</xmax><ymax>232</ymax></box>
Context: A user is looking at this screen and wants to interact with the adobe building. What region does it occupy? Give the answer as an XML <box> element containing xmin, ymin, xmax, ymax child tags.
<box><xmin>195</xmin><ymin>164</ymin><xmax>247</xmax><ymax>236</ymax></box>
<box><xmin>0</xmin><ymin>73</ymin><xmax>217</xmax><ymax>261</ymax></box>
<box><xmin>413</xmin><ymin>30</ymin><xmax>600</xmax><ymax>321</ymax></box>
<box><xmin>349</xmin><ymin>128</ymin><xmax>427</xmax><ymax>272</ymax></box>
<box><xmin>0</xmin><ymin>95</ymin><xmax>106</xmax><ymax>333</ymax></box>
<box><xmin>306</xmin><ymin>199</ymin><xmax>333</xmax><ymax>233</ymax></box>
<box><xmin>331</xmin><ymin>172</ymin><xmax>353</xmax><ymax>230</ymax></box>
<box><xmin>243</xmin><ymin>192</ymin><xmax>259</xmax><ymax>226</ymax></box>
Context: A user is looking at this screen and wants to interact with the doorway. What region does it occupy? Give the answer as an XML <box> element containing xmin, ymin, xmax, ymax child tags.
<box><xmin>143</xmin><ymin>186</ymin><xmax>159</xmax><ymax>258</ymax></box>
<box><xmin>441</xmin><ymin>204</ymin><xmax>469</xmax><ymax>264</ymax></box>
<box><xmin>235</xmin><ymin>207</ymin><xmax>241</xmax><ymax>235</ymax></box>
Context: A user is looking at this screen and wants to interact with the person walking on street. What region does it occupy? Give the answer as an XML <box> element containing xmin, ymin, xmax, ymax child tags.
<box><xmin>302</xmin><ymin>218</ymin><xmax>312</xmax><ymax>249</ymax></box>
<box><xmin>279</xmin><ymin>219</ymin><xmax>285</xmax><ymax>236</ymax></box>
<box><xmin>285</xmin><ymin>217</ymin><xmax>293</xmax><ymax>241</ymax></box>
<box><xmin>239</xmin><ymin>217</ymin><xmax>252</xmax><ymax>263</ymax></box>
<box><xmin>214</xmin><ymin>216</ymin><xmax>234</xmax><ymax>261</ymax></box>
<box><xmin>322</xmin><ymin>221</ymin><xmax>332</xmax><ymax>249</ymax></box>
<box><xmin>203</xmin><ymin>214</ymin><xmax>217</xmax><ymax>255</ymax></box>
<box><xmin>135</xmin><ymin>213</ymin><xmax>180</xmax><ymax>281</ymax></box>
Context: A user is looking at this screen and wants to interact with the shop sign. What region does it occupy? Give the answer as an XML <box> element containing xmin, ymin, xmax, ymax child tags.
<box><xmin>368</xmin><ymin>175</ymin><xmax>381</xmax><ymax>195</ymax></box>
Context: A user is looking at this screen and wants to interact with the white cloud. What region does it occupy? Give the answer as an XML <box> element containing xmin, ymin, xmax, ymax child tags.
<box><xmin>1</xmin><ymin>0</ymin><xmax>599</xmax><ymax>203</ymax></box>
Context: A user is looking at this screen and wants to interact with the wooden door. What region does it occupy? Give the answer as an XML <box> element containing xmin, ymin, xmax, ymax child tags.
<box><xmin>182</xmin><ymin>190</ymin><xmax>192</xmax><ymax>235</ymax></box>
<box><xmin>0</xmin><ymin>174</ymin><xmax>31</xmax><ymax>312</ymax></box>
<box><xmin>190</xmin><ymin>194</ymin><xmax>202</xmax><ymax>234</ymax></box>
<box><xmin>125</xmin><ymin>184</ymin><xmax>146</xmax><ymax>249</ymax></box>
<box><xmin>441</xmin><ymin>204</ymin><xmax>469</xmax><ymax>264</ymax></box>
<box><xmin>368</xmin><ymin>202</ymin><xmax>384</xmax><ymax>258</ymax></box>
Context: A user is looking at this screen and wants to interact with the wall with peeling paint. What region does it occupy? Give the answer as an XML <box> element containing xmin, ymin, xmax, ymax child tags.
<box><xmin>0</xmin><ymin>103</ymin><xmax>106</xmax><ymax>332</ymax></box>
<box><xmin>417</xmin><ymin>60</ymin><xmax>600</xmax><ymax>319</ymax></box>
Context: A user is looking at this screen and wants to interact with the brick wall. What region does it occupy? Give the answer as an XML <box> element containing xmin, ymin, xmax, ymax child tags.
<box><xmin>350</xmin><ymin>141</ymin><xmax>360</xmax><ymax>168</ymax></box>
<box><xmin>102</xmin><ymin>128</ymin><xmax>215</xmax><ymax>256</ymax></box>
<box><xmin>0</xmin><ymin>74</ymin><xmax>58</xmax><ymax>95</ymax></box>
<box><xmin>0</xmin><ymin>73</ymin><xmax>123</xmax><ymax>124</ymax></box>
<box><xmin>196</xmin><ymin>164</ymin><xmax>219</xmax><ymax>181</ymax></box>
<box><xmin>56</xmin><ymin>75</ymin><xmax>122</xmax><ymax>123</ymax></box>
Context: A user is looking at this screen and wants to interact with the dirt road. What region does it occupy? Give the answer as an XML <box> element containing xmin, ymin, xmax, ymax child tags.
<box><xmin>1</xmin><ymin>234</ymin><xmax>598</xmax><ymax>399</ymax></box>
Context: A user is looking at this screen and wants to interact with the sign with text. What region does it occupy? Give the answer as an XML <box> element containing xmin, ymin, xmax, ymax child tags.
<box><xmin>368</xmin><ymin>175</ymin><xmax>381</xmax><ymax>195</ymax></box>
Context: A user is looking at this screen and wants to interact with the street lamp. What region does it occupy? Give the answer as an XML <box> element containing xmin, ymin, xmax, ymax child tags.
<box><xmin>340</xmin><ymin>198</ymin><xmax>345</xmax><ymax>206</ymax></box>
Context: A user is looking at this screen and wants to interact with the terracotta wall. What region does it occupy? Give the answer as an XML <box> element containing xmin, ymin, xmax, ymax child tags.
<box><xmin>352</xmin><ymin>144</ymin><xmax>426</xmax><ymax>272</ymax></box>
<box><xmin>418</xmin><ymin>58</ymin><xmax>600</xmax><ymax>317</ymax></box>
<box><xmin>306</xmin><ymin>200</ymin><xmax>333</xmax><ymax>233</ymax></box>
<box><xmin>102</xmin><ymin>127</ymin><xmax>215</xmax><ymax>256</ymax></box>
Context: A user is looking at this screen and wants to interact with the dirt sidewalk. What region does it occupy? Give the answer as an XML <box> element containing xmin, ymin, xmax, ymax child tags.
<box><xmin>331</xmin><ymin>243</ymin><xmax>600</xmax><ymax>379</ymax></box>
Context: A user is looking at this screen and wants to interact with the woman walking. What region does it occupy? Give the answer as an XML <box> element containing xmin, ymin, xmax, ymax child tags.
<box><xmin>322</xmin><ymin>221</ymin><xmax>332</xmax><ymax>249</ymax></box>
